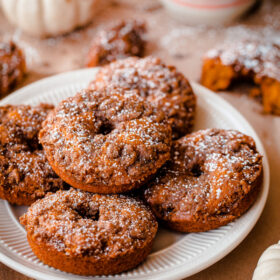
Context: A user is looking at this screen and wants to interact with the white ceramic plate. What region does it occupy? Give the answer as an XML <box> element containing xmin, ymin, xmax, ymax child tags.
<box><xmin>0</xmin><ymin>68</ymin><xmax>269</xmax><ymax>280</ymax></box>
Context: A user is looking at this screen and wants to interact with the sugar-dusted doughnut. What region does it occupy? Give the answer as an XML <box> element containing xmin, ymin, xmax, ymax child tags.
<box><xmin>20</xmin><ymin>188</ymin><xmax>158</xmax><ymax>275</ymax></box>
<box><xmin>144</xmin><ymin>129</ymin><xmax>263</xmax><ymax>232</ymax></box>
<box><xmin>86</xmin><ymin>20</ymin><xmax>146</xmax><ymax>67</ymax></box>
<box><xmin>0</xmin><ymin>104</ymin><xmax>65</xmax><ymax>205</ymax></box>
<box><xmin>201</xmin><ymin>41</ymin><xmax>280</xmax><ymax>115</ymax></box>
<box><xmin>90</xmin><ymin>56</ymin><xmax>196</xmax><ymax>139</ymax></box>
<box><xmin>39</xmin><ymin>88</ymin><xmax>172</xmax><ymax>193</ymax></box>
<box><xmin>0</xmin><ymin>41</ymin><xmax>26</xmax><ymax>96</ymax></box>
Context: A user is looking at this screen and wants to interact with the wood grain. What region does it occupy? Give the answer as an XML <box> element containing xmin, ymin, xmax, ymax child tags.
<box><xmin>0</xmin><ymin>263</ymin><xmax>33</xmax><ymax>280</ymax></box>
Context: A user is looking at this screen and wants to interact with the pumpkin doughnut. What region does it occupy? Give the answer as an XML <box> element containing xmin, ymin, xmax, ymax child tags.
<box><xmin>144</xmin><ymin>129</ymin><xmax>263</xmax><ymax>232</ymax></box>
<box><xmin>86</xmin><ymin>20</ymin><xmax>146</xmax><ymax>67</ymax></box>
<box><xmin>0</xmin><ymin>104</ymin><xmax>65</xmax><ymax>205</ymax></box>
<box><xmin>89</xmin><ymin>56</ymin><xmax>196</xmax><ymax>139</ymax></box>
<box><xmin>0</xmin><ymin>41</ymin><xmax>26</xmax><ymax>96</ymax></box>
<box><xmin>20</xmin><ymin>188</ymin><xmax>158</xmax><ymax>275</ymax></box>
<box><xmin>39</xmin><ymin>88</ymin><xmax>172</xmax><ymax>194</ymax></box>
<box><xmin>201</xmin><ymin>41</ymin><xmax>280</xmax><ymax>115</ymax></box>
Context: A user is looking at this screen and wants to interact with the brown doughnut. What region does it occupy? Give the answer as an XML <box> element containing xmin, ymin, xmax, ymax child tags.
<box><xmin>144</xmin><ymin>129</ymin><xmax>263</xmax><ymax>232</ymax></box>
<box><xmin>201</xmin><ymin>41</ymin><xmax>280</xmax><ymax>115</ymax></box>
<box><xmin>20</xmin><ymin>188</ymin><xmax>158</xmax><ymax>276</ymax></box>
<box><xmin>86</xmin><ymin>20</ymin><xmax>146</xmax><ymax>67</ymax></box>
<box><xmin>0</xmin><ymin>104</ymin><xmax>65</xmax><ymax>205</ymax></box>
<box><xmin>39</xmin><ymin>88</ymin><xmax>172</xmax><ymax>194</ymax></box>
<box><xmin>89</xmin><ymin>56</ymin><xmax>196</xmax><ymax>139</ymax></box>
<box><xmin>0</xmin><ymin>41</ymin><xmax>26</xmax><ymax>96</ymax></box>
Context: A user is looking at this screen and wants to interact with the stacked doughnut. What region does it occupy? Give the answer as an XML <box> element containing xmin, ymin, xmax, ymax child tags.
<box><xmin>1</xmin><ymin>56</ymin><xmax>263</xmax><ymax>276</ymax></box>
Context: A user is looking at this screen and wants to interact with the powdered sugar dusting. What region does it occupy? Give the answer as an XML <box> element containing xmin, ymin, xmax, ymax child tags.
<box><xmin>0</xmin><ymin>41</ymin><xmax>26</xmax><ymax>95</ymax></box>
<box><xmin>20</xmin><ymin>188</ymin><xmax>158</xmax><ymax>258</ymax></box>
<box><xmin>87</xmin><ymin>19</ymin><xmax>146</xmax><ymax>66</ymax></box>
<box><xmin>39</xmin><ymin>88</ymin><xmax>171</xmax><ymax>190</ymax></box>
<box><xmin>91</xmin><ymin>56</ymin><xmax>196</xmax><ymax>139</ymax></box>
<box><xmin>206</xmin><ymin>41</ymin><xmax>280</xmax><ymax>81</ymax></box>
<box><xmin>145</xmin><ymin>129</ymin><xmax>263</xmax><ymax>222</ymax></box>
<box><xmin>0</xmin><ymin>104</ymin><xmax>65</xmax><ymax>205</ymax></box>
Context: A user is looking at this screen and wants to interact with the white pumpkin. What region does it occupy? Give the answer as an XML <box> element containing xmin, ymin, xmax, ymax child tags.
<box><xmin>1</xmin><ymin>0</ymin><xmax>99</xmax><ymax>37</ymax></box>
<box><xmin>253</xmin><ymin>241</ymin><xmax>280</xmax><ymax>280</ymax></box>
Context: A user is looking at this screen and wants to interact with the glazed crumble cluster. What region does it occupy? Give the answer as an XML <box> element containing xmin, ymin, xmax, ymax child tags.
<box><xmin>201</xmin><ymin>40</ymin><xmax>280</xmax><ymax>115</ymax></box>
<box><xmin>0</xmin><ymin>31</ymin><xmax>265</xmax><ymax>276</ymax></box>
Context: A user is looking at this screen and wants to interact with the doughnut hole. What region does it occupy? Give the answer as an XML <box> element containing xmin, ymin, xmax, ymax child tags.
<box><xmin>97</xmin><ymin>122</ymin><xmax>114</xmax><ymax>136</ymax></box>
<box><xmin>190</xmin><ymin>164</ymin><xmax>203</xmax><ymax>177</ymax></box>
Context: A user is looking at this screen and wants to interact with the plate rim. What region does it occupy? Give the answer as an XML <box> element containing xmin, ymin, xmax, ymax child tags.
<box><xmin>0</xmin><ymin>68</ymin><xmax>270</xmax><ymax>280</ymax></box>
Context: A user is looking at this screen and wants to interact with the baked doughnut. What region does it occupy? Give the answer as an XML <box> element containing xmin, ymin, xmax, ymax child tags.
<box><xmin>39</xmin><ymin>88</ymin><xmax>172</xmax><ymax>194</ymax></box>
<box><xmin>0</xmin><ymin>41</ymin><xmax>26</xmax><ymax>96</ymax></box>
<box><xmin>144</xmin><ymin>129</ymin><xmax>263</xmax><ymax>232</ymax></box>
<box><xmin>0</xmin><ymin>104</ymin><xmax>65</xmax><ymax>205</ymax></box>
<box><xmin>90</xmin><ymin>56</ymin><xmax>196</xmax><ymax>139</ymax></box>
<box><xmin>86</xmin><ymin>20</ymin><xmax>146</xmax><ymax>67</ymax></box>
<box><xmin>201</xmin><ymin>41</ymin><xmax>280</xmax><ymax>115</ymax></box>
<box><xmin>20</xmin><ymin>188</ymin><xmax>158</xmax><ymax>275</ymax></box>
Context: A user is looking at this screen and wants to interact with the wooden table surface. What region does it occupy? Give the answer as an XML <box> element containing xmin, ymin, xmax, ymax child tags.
<box><xmin>1</xmin><ymin>0</ymin><xmax>280</xmax><ymax>279</ymax></box>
